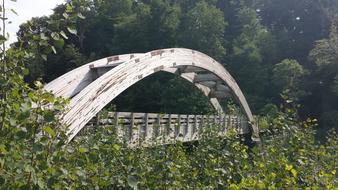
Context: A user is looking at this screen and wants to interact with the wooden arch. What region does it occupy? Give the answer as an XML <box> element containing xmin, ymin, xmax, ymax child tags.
<box><xmin>45</xmin><ymin>48</ymin><xmax>258</xmax><ymax>141</ymax></box>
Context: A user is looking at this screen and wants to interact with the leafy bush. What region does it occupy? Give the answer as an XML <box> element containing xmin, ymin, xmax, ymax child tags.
<box><xmin>0</xmin><ymin>1</ymin><xmax>336</xmax><ymax>189</ymax></box>
<box><xmin>2</xmin><ymin>98</ymin><xmax>336</xmax><ymax>189</ymax></box>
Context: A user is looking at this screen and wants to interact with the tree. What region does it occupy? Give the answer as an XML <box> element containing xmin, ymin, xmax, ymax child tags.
<box><xmin>14</xmin><ymin>2</ymin><xmax>88</xmax><ymax>83</ymax></box>
<box><xmin>272</xmin><ymin>59</ymin><xmax>306</xmax><ymax>101</ymax></box>
<box><xmin>255</xmin><ymin>0</ymin><xmax>337</xmax><ymax>63</ymax></box>
<box><xmin>305</xmin><ymin>21</ymin><xmax>338</xmax><ymax>131</ymax></box>
<box><xmin>309</xmin><ymin>24</ymin><xmax>338</xmax><ymax>69</ymax></box>
<box><xmin>272</xmin><ymin>59</ymin><xmax>305</xmax><ymax>91</ymax></box>
<box><xmin>222</xmin><ymin>0</ymin><xmax>274</xmax><ymax>112</ymax></box>
<box><xmin>179</xmin><ymin>0</ymin><xmax>226</xmax><ymax>60</ymax></box>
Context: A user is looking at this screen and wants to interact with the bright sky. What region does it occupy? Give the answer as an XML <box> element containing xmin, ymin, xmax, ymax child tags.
<box><xmin>6</xmin><ymin>0</ymin><xmax>65</xmax><ymax>45</ymax></box>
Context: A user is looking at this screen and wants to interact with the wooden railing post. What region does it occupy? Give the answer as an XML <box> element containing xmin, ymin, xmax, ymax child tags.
<box><xmin>96</xmin><ymin>113</ymin><xmax>100</xmax><ymax>127</ymax></box>
<box><xmin>200</xmin><ymin>115</ymin><xmax>204</xmax><ymax>135</ymax></box>
<box><xmin>144</xmin><ymin>113</ymin><xmax>149</xmax><ymax>140</ymax></box>
<box><xmin>193</xmin><ymin>115</ymin><xmax>197</xmax><ymax>139</ymax></box>
<box><xmin>156</xmin><ymin>113</ymin><xmax>161</xmax><ymax>141</ymax></box>
<box><xmin>177</xmin><ymin>114</ymin><xmax>181</xmax><ymax>139</ymax></box>
<box><xmin>114</xmin><ymin>112</ymin><xmax>120</xmax><ymax>138</ymax></box>
<box><xmin>228</xmin><ymin>115</ymin><xmax>231</xmax><ymax>130</ymax></box>
<box><xmin>206</xmin><ymin>115</ymin><xmax>210</xmax><ymax>127</ymax></box>
<box><xmin>239</xmin><ymin>115</ymin><xmax>242</xmax><ymax>131</ymax></box>
<box><xmin>223</xmin><ymin>115</ymin><xmax>226</xmax><ymax>133</ymax></box>
<box><xmin>185</xmin><ymin>114</ymin><xmax>189</xmax><ymax>139</ymax></box>
<box><xmin>168</xmin><ymin>114</ymin><xmax>173</xmax><ymax>143</ymax></box>
<box><xmin>213</xmin><ymin>115</ymin><xmax>217</xmax><ymax>126</ymax></box>
<box><xmin>130</xmin><ymin>112</ymin><xmax>134</xmax><ymax>141</ymax></box>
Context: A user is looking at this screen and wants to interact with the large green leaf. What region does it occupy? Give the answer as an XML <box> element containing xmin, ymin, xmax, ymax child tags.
<box><xmin>43</xmin><ymin>126</ymin><xmax>56</xmax><ymax>137</ymax></box>
<box><xmin>127</xmin><ymin>175</ymin><xmax>138</xmax><ymax>188</ymax></box>
<box><xmin>67</xmin><ymin>27</ymin><xmax>77</xmax><ymax>35</ymax></box>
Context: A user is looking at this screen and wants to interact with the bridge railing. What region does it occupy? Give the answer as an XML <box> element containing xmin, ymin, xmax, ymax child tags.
<box><xmin>83</xmin><ymin>112</ymin><xmax>250</xmax><ymax>146</ymax></box>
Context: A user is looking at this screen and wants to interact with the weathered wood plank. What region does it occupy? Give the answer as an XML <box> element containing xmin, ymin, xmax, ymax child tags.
<box><xmin>209</xmin><ymin>90</ymin><xmax>232</xmax><ymax>99</ymax></box>
<box><xmin>194</xmin><ymin>74</ymin><xmax>220</xmax><ymax>83</ymax></box>
<box><xmin>199</xmin><ymin>81</ymin><xmax>217</xmax><ymax>88</ymax></box>
<box><xmin>216</xmin><ymin>84</ymin><xmax>230</xmax><ymax>92</ymax></box>
<box><xmin>44</xmin><ymin>54</ymin><xmax>142</xmax><ymax>98</ymax></box>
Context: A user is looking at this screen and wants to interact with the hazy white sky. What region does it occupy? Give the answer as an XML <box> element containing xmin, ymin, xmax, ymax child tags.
<box><xmin>6</xmin><ymin>0</ymin><xmax>65</xmax><ymax>45</ymax></box>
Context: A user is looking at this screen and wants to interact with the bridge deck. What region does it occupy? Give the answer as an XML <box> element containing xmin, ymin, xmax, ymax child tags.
<box><xmin>81</xmin><ymin>112</ymin><xmax>249</xmax><ymax>147</ymax></box>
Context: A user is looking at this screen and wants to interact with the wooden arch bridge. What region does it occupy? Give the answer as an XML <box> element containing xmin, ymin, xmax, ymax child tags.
<box><xmin>44</xmin><ymin>48</ymin><xmax>259</xmax><ymax>144</ymax></box>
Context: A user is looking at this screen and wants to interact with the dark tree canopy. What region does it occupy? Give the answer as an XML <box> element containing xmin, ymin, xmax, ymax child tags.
<box><xmin>12</xmin><ymin>0</ymin><xmax>338</xmax><ymax>134</ymax></box>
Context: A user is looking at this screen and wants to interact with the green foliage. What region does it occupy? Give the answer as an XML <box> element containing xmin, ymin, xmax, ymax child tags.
<box><xmin>306</xmin><ymin>22</ymin><xmax>338</xmax><ymax>132</ymax></box>
<box><xmin>14</xmin><ymin>1</ymin><xmax>87</xmax><ymax>84</ymax></box>
<box><xmin>1</xmin><ymin>0</ymin><xmax>337</xmax><ymax>189</ymax></box>
<box><xmin>2</xmin><ymin>101</ymin><xmax>336</xmax><ymax>189</ymax></box>
<box><xmin>272</xmin><ymin>59</ymin><xmax>305</xmax><ymax>89</ymax></box>
<box><xmin>309</xmin><ymin>24</ymin><xmax>338</xmax><ymax>68</ymax></box>
<box><xmin>260</xmin><ymin>103</ymin><xmax>279</xmax><ymax>118</ymax></box>
<box><xmin>232</xmin><ymin>7</ymin><xmax>266</xmax><ymax>63</ymax></box>
<box><xmin>2</xmin><ymin>44</ymin><xmax>336</xmax><ymax>189</ymax></box>
<box><xmin>256</xmin><ymin>0</ymin><xmax>336</xmax><ymax>62</ymax></box>
<box><xmin>0</xmin><ymin>87</ymin><xmax>68</xmax><ymax>189</ymax></box>
<box><xmin>319</xmin><ymin>110</ymin><xmax>338</xmax><ymax>132</ymax></box>
<box><xmin>180</xmin><ymin>0</ymin><xmax>227</xmax><ymax>60</ymax></box>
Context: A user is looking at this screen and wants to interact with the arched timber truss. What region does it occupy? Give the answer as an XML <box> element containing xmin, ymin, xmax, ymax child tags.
<box><xmin>45</xmin><ymin>48</ymin><xmax>258</xmax><ymax>141</ymax></box>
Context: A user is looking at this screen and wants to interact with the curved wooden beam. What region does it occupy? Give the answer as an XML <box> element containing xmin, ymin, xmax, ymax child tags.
<box><xmin>50</xmin><ymin>48</ymin><xmax>258</xmax><ymax>140</ymax></box>
<box><xmin>44</xmin><ymin>53</ymin><xmax>224</xmax><ymax>114</ymax></box>
<box><xmin>161</xmin><ymin>67</ymin><xmax>224</xmax><ymax>113</ymax></box>
<box><xmin>44</xmin><ymin>53</ymin><xmax>143</xmax><ymax>98</ymax></box>
<box><xmin>44</xmin><ymin>53</ymin><xmax>224</xmax><ymax>112</ymax></box>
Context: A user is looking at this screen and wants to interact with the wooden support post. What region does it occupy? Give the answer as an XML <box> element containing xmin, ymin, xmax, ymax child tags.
<box><xmin>206</xmin><ymin>115</ymin><xmax>210</xmax><ymax>127</ymax></box>
<box><xmin>114</xmin><ymin>112</ymin><xmax>120</xmax><ymax>137</ymax></box>
<box><xmin>193</xmin><ymin>115</ymin><xmax>197</xmax><ymax>138</ymax></box>
<box><xmin>199</xmin><ymin>115</ymin><xmax>204</xmax><ymax>136</ymax></box>
<box><xmin>213</xmin><ymin>115</ymin><xmax>217</xmax><ymax>126</ymax></box>
<box><xmin>189</xmin><ymin>114</ymin><xmax>193</xmax><ymax>141</ymax></box>
<box><xmin>168</xmin><ymin>114</ymin><xmax>173</xmax><ymax>143</ymax></box>
<box><xmin>235</xmin><ymin>116</ymin><xmax>239</xmax><ymax>133</ymax></box>
<box><xmin>227</xmin><ymin>115</ymin><xmax>231</xmax><ymax>130</ymax></box>
<box><xmin>130</xmin><ymin>112</ymin><xmax>134</xmax><ymax>141</ymax></box>
<box><xmin>144</xmin><ymin>113</ymin><xmax>149</xmax><ymax>140</ymax></box>
<box><xmin>156</xmin><ymin>113</ymin><xmax>161</xmax><ymax>142</ymax></box>
<box><xmin>145</xmin><ymin>113</ymin><xmax>153</xmax><ymax>143</ymax></box>
<box><xmin>177</xmin><ymin>114</ymin><xmax>181</xmax><ymax>139</ymax></box>
<box><xmin>165</xmin><ymin>114</ymin><xmax>170</xmax><ymax>136</ymax></box>
<box><xmin>185</xmin><ymin>114</ymin><xmax>189</xmax><ymax>139</ymax></box>
<box><xmin>95</xmin><ymin>113</ymin><xmax>100</xmax><ymax>127</ymax></box>
<box><xmin>239</xmin><ymin>116</ymin><xmax>247</xmax><ymax>134</ymax></box>
<box><xmin>210</xmin><ymin>115</ymin><xmax>213</xmax><ymax>127</ymax></box>
<box><xmin>223</xmin><ymin>115</ymin><xmax>227</xmax><ymax>133</ymax></box>
<box><xmin>237</xmin><ymin>116</ymin><xmax>240</xmax><ymax>128</ymax></box>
